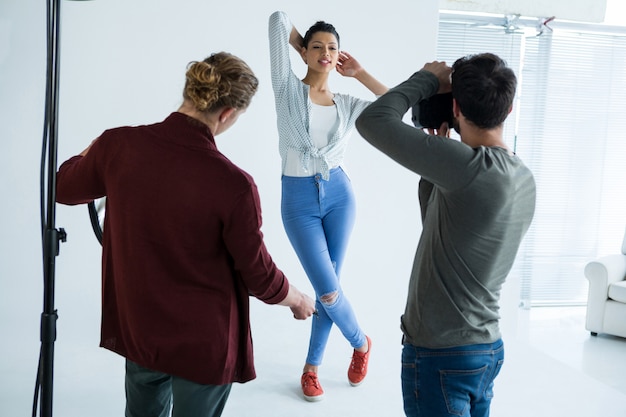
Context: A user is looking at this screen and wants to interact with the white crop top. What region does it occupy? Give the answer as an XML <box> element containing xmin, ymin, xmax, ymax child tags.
<box><xmin>283</xmin><ymin>103</ymin><xmax>339</xmax><ymax>177</ymax></box>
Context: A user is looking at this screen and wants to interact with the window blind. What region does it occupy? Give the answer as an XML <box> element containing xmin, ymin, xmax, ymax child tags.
<box><xmin>437</xmin><ymin>12</ymin><xmax>626</xmax><ymax>306</ymax></box>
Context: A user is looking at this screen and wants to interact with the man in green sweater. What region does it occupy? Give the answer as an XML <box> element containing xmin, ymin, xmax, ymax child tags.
<box><xmin>356</xmin><ymin>53</ymin><xmax>536</xmax><ymax>417</ymax></box>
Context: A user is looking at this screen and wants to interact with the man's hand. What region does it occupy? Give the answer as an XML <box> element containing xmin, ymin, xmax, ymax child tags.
<box><xmin>427</xmin><ymin>121</ymin><xmax>450</xmax><ymax>138</ymax></box>
<box><xmin>422</xmin><ymin>61</ymin><xmax>452</xmax><ymax>94</ymax></box>
<box><xmin>279</xmin><ymin>284</ymin><xmax>316</xmax><ymax>320</ymax></box>
<box><xmin>290</xmin><ymin>292</ymin><xmax>316</xmax><ymax>320</ymax></box>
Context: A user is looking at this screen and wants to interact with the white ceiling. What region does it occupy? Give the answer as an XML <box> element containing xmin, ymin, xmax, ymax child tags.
<box><xmin>440</xmin><ymin>0</ymin><xmax>607</xmax><ymax>23</ymax></box>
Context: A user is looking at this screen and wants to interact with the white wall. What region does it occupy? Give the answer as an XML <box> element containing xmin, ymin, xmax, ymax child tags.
<box><xmin>0</xmin><ymin>0</ymin><xmax>438</xmax><ymax>416</ymax></box>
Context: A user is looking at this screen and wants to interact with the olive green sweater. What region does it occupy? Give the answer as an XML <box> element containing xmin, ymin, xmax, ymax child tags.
<box><xmin>356</xmin><ymin>70</ymin><xmax>536</xmax><ymax>348</ymax></box>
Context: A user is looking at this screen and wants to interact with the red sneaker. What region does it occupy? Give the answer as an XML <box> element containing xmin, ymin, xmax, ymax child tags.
<box><xmin>348</xmin><ymin>335</ymin><xmax>371</xmax><ymax>386</ymax></box>
<box><xmin>301</xmin><ymin>372</ymin><xmax>324</xmax><ymax>402</ymax></box>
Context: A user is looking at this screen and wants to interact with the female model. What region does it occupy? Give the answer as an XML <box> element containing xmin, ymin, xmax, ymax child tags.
<box><xmin>269</xmin><ymin>10</ymin><xmax>387</xmax><ymax>402</ymax></box>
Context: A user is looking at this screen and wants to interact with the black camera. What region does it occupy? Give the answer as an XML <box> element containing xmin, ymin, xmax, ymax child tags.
<box><xmin>411</xmin><ymin>92</ymin><xmax>453</xmax><ymax>130</ymax></box>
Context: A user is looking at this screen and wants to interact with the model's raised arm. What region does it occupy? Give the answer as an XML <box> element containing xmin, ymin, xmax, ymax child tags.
<box><xmin>337</xmin><ymin>51</ymin><xmax>388</xmax><ymax>96</ymax></box>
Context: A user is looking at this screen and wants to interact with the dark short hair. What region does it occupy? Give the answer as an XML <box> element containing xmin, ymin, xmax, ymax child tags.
<box><xmin>303</xmin><ymin>21</ymin><xmax>340</xmax><ymax>48</ymax></box>
<box><xmin>451</xmin><ymin>53</ymin><xmax>516</xmax><ymax>129</ymax></box>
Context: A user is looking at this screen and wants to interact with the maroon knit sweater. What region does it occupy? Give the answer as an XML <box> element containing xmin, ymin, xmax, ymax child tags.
<box><xmin>56</xmin><ymin>112</ymin><xmax>289</xmax><ymax>384</ymax></box>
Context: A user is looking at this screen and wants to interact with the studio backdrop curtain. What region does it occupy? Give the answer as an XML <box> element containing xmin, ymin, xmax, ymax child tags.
<box><xmin>436</xmin><ymin>12</ymin><xmax>626</xmax><ymax>306</ymax></box>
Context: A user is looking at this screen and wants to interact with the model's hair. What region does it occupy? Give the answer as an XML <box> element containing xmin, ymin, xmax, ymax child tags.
<box><xmin>451</xmin><ymin>53</ymin><xmax>516</xmax><ymax>129</ymax></box>
<box><xmin>183</xmin><ymin>52</ymin><xmax>259</xmax><ymax>113</ymax></box>
<box><xmin>303</xmin><ymin>21</ymin><xmax>340</xmax><ymax>48</ymax></box>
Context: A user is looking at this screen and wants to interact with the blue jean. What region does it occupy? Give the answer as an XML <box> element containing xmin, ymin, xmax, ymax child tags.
<box><xmin>281</xmin><ymin>167</ymin><xmax>365</xmax><ymax>366</ymax></box>
<box><xmin>125</xmin><ymin>360</ymin><xmax>232</xmax><ymax>417</ymax></box>
<box><xmin>401</xmin><ymin>340</ymin><xmax>504</xmax><ymax>417</ymax></box>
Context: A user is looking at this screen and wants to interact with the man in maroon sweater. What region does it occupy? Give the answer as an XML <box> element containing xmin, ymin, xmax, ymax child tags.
<box><xmin>56</xmin><ymin>52</ymin><xmax>315</xmax><ymax>417</ymax></box>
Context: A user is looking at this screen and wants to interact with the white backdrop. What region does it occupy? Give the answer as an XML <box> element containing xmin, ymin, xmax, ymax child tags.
<box><xmin>0</xmin><ymin>0</ymin><xmax>439</xmax><ymax>415</ymax></box>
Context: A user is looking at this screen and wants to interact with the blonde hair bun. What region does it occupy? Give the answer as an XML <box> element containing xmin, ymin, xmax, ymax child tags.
<box><xmin>183</xmin><ymin>52</ymin><xmax>258</xmax><ymax>113</ymax></box>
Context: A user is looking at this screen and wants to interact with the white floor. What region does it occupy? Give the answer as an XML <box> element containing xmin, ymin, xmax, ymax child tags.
<box><xmin>3</xmin><ymin>306</ymin><xmax>626</xmax><ymax>416</ymax></box>
<box><xmin>217</xmin><ymin>306</ymin><xmax>626</xmax><ymax>416</ymax></box>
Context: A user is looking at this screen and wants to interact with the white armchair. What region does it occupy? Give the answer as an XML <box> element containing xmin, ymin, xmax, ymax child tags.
<box><xmin>584</xmin><ymin>228</ymin><xmax>626</xmax><ymax>338</ymax></box>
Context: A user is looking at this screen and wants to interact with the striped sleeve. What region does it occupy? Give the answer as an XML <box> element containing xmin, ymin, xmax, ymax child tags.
<box><xmin>268</xmin><ymin>11</ymin><xmax>293</xmax><ymax>99</ymax></box>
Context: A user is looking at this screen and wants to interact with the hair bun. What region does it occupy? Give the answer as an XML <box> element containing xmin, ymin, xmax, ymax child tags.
<box><xmin>182</xmin><ymin>52</ymin><xmax>258</xmax><ymax>113</ymax></box>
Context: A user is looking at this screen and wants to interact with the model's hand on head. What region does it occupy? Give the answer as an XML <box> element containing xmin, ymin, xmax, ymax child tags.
<box><xmin>422</xmin><ymin>61</ymin><xmax>452</xmax><ymax>94</ymax></box>
<box><xmin>338</xmin><ymin>51</ymin><xmax>389</xmax><ymax>95</ymax></box>
<box><xmin>336</xmin><ymin>51</ymin><xmax>362</xmax><ymax>78</ymax></box>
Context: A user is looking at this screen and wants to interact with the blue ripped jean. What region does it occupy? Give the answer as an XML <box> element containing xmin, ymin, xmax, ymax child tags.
<box><xmin>281</xmin><ymin>167</ymin><xmax>365</xmax><ymax>366</ymax></box>
<box><xmin>401</xmin><ymin>339</ymin><xmax>504</xmax><ymax>417</ymax></box>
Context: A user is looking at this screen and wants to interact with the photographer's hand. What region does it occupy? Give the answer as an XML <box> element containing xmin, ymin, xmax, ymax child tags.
<box><xmin>427</xmin><ymin>122</ymin><xmax>450</xmax><ymax>138</ymax></box>
<box><xmin>422</xmin><ymin>61</ymin><xmax>452</xmax><ymax>94</ymax></box>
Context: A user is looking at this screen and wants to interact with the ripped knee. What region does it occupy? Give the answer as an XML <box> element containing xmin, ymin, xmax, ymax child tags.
<box><xmin>320</xmin><ymin>291</ymin><xmax>339</xmax><ymax>305</ymax></box>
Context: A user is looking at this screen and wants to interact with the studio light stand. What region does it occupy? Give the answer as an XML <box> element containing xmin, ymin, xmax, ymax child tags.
<box><xmin>35</xmin><ymin>0</ymin><xmax>66</xmax><ymax>416</ymax></box>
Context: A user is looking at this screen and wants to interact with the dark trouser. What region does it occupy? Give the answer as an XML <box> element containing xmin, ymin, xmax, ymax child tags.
<box><xmin>125</xmin><ymin>360</ymin><xmax>232</xmax><ymax>417</ymax></box>
<box><xmin>401</xmin><ymin>339</ymin><xmax>504</xmax><ymax>417</ymax></box>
